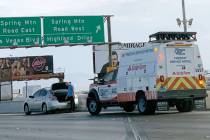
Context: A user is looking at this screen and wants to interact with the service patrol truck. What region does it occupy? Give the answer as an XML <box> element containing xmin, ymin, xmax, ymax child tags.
<box><xmin>87</xmin><ymin>32</ymin><xmax>207</xmax><ymax>115</ymax></box>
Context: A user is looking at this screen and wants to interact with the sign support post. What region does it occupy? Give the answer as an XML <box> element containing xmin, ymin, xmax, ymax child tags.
<box><xmin>107</xmin><ymin>16</ymin><xmax>112</xmax><ymax>67</ymax></box>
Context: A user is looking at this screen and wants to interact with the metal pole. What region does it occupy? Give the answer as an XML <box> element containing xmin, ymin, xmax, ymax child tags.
<box><xmin>0</xmin><ymin>82</ymin><xmax>1</xmax><ymax>101</ymax></box>
<box><xmin>92</xmin><ymin>45</ymin><xmax>96</xmax><ymax>74</ymax></box>
<box><xmin>107</xmin><ymin>16</ymin><xmax>112</xmax><ymax>67</ymax></box>
<box><xmin>10</xmin><ymin>77</ymin><xmax>13</xmax><ymax>100</ymax></box>
<box><xmin>25</xmin><ymin>82</ymin><xmax>28</xmax><ymax>98</ymax></box>
<box><xmin>9</xmin><ymin>57</ymin><xmax>13</xmax><ymax>101</ymax></box>
<box><xmin>182</xmin><ymin>0</ymin><xmax>187</xmax><ymax>32</ymax></box>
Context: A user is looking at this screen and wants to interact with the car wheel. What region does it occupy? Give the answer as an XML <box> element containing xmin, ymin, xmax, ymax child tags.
<box><xmin>87</xmin><ymin>98</ymin><xmax>101</xmax><ymax>116</ymax></box>
<box><xmin>24</xmin><ymin>104</ymin><xmax>31</xmax><ymax>115</ymax></box>
<box><xmin>42</xmin><ymin>104</ymin><xmax>48</xmax><ymax>114</ymax></box>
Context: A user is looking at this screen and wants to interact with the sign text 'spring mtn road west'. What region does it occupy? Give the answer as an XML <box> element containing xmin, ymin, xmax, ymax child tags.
<box><xmin>43</xmin><ymin>16</ymin><xmax>105</xmax><ymax>45</ymax></box>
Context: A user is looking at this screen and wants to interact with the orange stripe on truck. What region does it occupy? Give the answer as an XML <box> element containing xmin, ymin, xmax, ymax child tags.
<box><xmin>117</xmin><ymin>92</ymin><xmax>136</xmax><ymax>102</ymax></box>
<box><xmin>168</xmin><ymin>77</ymin><xmax>179</xmax><ymax>90</ymax></box>
<box><xmin>183</xmin><ymin>77</ymin><xmax>196</xmax><ymax>89</ymax></box>
<box><xmin>176</xmin><ymin>82</ymin><xmax>188</xmax><ymax>90</ymax></box>
<box><xmin>156</xmin><ymin>76</ymin><xmax>206</xmax><ymax>91</ymax></box>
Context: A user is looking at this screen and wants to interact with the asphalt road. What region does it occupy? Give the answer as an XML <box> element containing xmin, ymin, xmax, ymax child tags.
<box><xmin>0</xmin><ymin>110</ymin><xmax>210</xmax><ymax>140</ymax></box>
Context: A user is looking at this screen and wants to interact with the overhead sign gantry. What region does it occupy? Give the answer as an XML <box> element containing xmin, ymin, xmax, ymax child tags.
<box><xmin>0</xmin><ymin>16</ymin><xmax>107</xmax><ymax>48</ymax></box>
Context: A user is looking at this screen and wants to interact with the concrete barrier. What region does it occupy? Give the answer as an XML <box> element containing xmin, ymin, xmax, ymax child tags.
<box><xmin>77</xmin><ymin>93</ymin><xmax>88</xmax><ymax>111</ymax></box>
<box><xmin>0</xmin><ymin>101</ymin><xmax>24</xmax><ymax>113</ymax></box>
<box><xmin>206</xmin><ymin>91</ymin><xmax>210</xmax><ymax>109</ymax></box>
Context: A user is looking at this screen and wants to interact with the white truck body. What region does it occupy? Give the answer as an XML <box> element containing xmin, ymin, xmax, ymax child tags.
<box><xmin>88</xmin><ymin>32</ymin><xmax>207</xmax><ymax>115</ymax></box>
<box><xmin>92</xmin><ymin>41</ymin><xmax>206</xmax><ymax>101</ymax></box>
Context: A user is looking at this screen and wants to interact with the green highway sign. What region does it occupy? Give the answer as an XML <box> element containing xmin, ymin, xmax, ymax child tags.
<box><xmin>0</xmin><ymin>17</ymin><xmax>41</xmax><ymax>47</ymax></box>
<box><xmin>0</xmin><ymin>16</ymin><xmax>107</xmax><ymax>48</ymax></box>
<box><xmin>0</xmin><ymin>35</ymin><xmax>41</xmax><ymax>47</ymax></box>
<box><xmin>43</xmin><ymin>16</ymin><xmax>105</xmax><ymax>45</ymax></box>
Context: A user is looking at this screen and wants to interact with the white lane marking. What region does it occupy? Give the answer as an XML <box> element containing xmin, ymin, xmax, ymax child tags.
<box><xmin>205</xmin><ymin>136</ymin><xmax>210</xmax><ymax>139</ymax></box>
<box><xmin>0</xmin><ymin>113</ymin><xmax>22</xmax><ymax>116</ymax></box>
<box><xmin>128</xmin><ymin>117</ymin><xmax>142</xmax><ymax>140</ymax></box>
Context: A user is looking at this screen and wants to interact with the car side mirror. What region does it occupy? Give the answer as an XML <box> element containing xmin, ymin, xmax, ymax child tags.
<box><xmin>99</xmin><ymin>79</ymin><xmax>105</xmax><ymax>84</ymax></box>
<box><xmin>29</xmin><ymin>96</ymin><xmax>34</xmax><ymax>98</ymax></box>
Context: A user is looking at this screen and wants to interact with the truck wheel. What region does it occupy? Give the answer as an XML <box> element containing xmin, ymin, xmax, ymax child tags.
<box><xmin>176</xmin><ymin>99</ymin><xmax>193</xmax><ymax>112</ymax></box>
<box><xmin>123</xmin><ymin>104</ymin><xmax>136</xmax><ymax>112</ymax></box>
<box><xmin>137</xmin><ymin>95</ymin><xmax>156</xmax><ymax>115</ymax></box>
<box><xmin>87</xmin><ymin>98</ymin><xmax>101</xmax><ymax>115</ymax></box>
<box><xmin>137</xmin><ymin>95</ymin><xmax>147</xmax><ymax>114</ymax></box>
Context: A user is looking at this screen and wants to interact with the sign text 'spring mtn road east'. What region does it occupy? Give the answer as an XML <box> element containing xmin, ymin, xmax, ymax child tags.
<box><xmin>0</xmin><ymin>17</ymin><xmax>41</xmax><ymax>47</ymax></box>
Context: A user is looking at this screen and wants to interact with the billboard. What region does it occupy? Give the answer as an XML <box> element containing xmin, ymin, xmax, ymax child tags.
<box><xmin>94</xmin><ymin>43</ymin><xmax>145</xmax><ymax>74</ymax></box>
<box><xmin>0</xmin><ymin>55</ymin><xmax>53</xmax><ymax>82</ymax></box>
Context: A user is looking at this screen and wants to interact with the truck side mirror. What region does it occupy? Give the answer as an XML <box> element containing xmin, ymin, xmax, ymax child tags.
<box><xmin>29</xmin><ymin>96</ymin><xmax>34</xmax><ymax>98</ymax></box>
<box><xmin>99</xmin><ymin>79</ymin><xmax>105</xmax><ymax>84</ymax></box>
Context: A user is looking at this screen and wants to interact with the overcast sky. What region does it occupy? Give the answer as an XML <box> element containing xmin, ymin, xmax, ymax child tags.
<box><xmin>0</xmin><ymin>0</ymin><xmax>210</xmax><ymax>91</ymax></box>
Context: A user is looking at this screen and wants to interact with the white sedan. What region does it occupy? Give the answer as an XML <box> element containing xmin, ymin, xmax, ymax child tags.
<box><xmin>24</xmin><ymin>87</ymin><xmax>78</xmax><ymax>115</ymax></box>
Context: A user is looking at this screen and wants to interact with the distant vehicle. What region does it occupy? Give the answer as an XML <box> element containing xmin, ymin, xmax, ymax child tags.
<box><xmin>24</xmin><ymin>82</ymin><xmax>78</xmax><ymax>115</ymax></box>
<box><xmin>87</xmin><ymin>32</ymin><xmax>207</xmax><ymax>115</ymax></box>
<box><xmin>204</xmin><ymin>72</ymin><xmax>210</xmax><ymax>90</ymax></box>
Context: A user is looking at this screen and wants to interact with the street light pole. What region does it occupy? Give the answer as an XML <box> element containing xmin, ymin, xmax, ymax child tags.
<box><xmin>177</xmin><ymin>0</ymin><xmax>193</xmax><ymax>32</ymax></box>
<box><xmin>9</xmin><ymin>55</ymin><xmax>13</xmax><ymax>101</ymax></box>
<box><xmin>182</xmin><ymin>0</ymin><xmax>187</xmax><ymax>32</ymax></box>
<box><xmin>107</xmin><ymin>16</ymin><xmax>112</xmax><ymax>67</ymax></box>
<box><xmin>25</xmin><ymin>81</ymin><xmax>28</xmax><ymax>98</ymax></box>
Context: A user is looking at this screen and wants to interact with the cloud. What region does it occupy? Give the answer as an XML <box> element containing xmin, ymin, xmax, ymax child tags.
<box><xmin>0</xmin><ymin>0</ymin><xmax>139</xmax><ymax>17</ymax></box>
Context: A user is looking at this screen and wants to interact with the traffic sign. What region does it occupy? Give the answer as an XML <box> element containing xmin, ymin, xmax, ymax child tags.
<box><xmin>0</xmin><ymin>17</ymin><xmax>41</xmax><ymax>47</ymax></box>
<box><xmin>43</xmin><ymin>16</ymin><xmax>105</xmax><ymax>45</ymax></box>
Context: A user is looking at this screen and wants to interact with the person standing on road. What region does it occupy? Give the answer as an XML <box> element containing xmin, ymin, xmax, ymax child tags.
<box><xmin>65</xmin><ymin>82</ymin><xmax>75</xmax><ymax>112</ymax></box>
